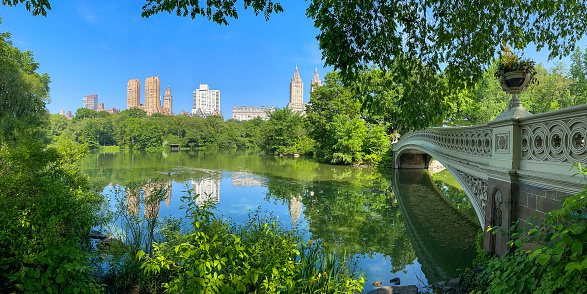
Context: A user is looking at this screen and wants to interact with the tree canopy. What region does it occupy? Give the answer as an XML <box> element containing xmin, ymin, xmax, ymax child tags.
<box><xmin>307</xmin><ymin>0</ymin><xmax>587</xmax><ymax>87</ymax></box>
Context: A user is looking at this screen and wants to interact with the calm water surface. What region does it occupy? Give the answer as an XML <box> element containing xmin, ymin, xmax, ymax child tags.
<box><xmin>81</xmin><ymin>149</ymin><xmax>480</xmax><ymax>292</ymax></box>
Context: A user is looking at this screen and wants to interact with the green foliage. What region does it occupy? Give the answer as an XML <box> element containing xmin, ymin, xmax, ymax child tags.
<box><xmin>75</xmin><ymin>108</ymin><xmax>98</xmax><ymax>120</ymax></box>
<box><xmin>307</xmin><ymin>0</ymin><xmax>587</xmax><ymax>92</ymax></box>
<box><xmin>494</xmin><ymin>44</ymin><xmax>538</xmax><ymax>86</ymax></box>
<box><xmin>263</xmin><ymin>107</ymin><xmax>311</xmax><ymax>155</ymax></box>
<box><xmin>95</xmin><ymin>182</ymin><xmax>178</xmax><ymax>293</ymax></box>
<box><xmin>306</xmin><ymin>71</ymin><xmax>391</xmax><ymax>165</ymax></box>
<box><xmin>447</xmin><ymin>60</ymin><xmax>587</xmax><ymax>125</ymax></box>
<box><xmin>0</xmin><ymin>136</ymin><xmax>106</xmax><ymax>293</ymax></box>
<box><xmin>569</xmin><ymin>46</ymin><xmax>587</xmax><ymax>105</ymax></box>
<box><xmin>139</xmin><ymin>194</ymin><xmax>365</xmax><ymax>293</ymax></box>
<box><xmin>0</xmin><ymin>26</ymin><xmax>106</xmax><ymax>293</ymax></box>
<box><xmin>141</xmin><ymin>0</ymin><xmax>283</xmax><ymax>25</ymax></box>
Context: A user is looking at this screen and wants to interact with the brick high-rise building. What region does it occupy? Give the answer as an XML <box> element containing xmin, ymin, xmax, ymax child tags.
<box><xmin>144</xmin><ymin>76</ymin><xmax>161</xmax><ymax>115</ymax></box>
<box><xmin>127</xmin><ymin>79</ymin><xmax>141</xmax><ymax>109</ymax></box>
<box><xmin>163</xmin><ymin>86</ymin><xmax>173</xmax><ymax>115</ymax></box>
<box><xmin>83</xmin><ymin>95</ymin><xmax>98</xmax><ymax>110</ymax></box>
<box><xmin>287</xmin><ymin>66</ymin><xmax>305</xmax><ymax>113</ymax></box>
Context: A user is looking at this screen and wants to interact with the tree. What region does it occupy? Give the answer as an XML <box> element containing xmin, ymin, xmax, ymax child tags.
<box><xmin>74</xmin><ymin>107</ymin><xmax>97</xmax><ymax>120</ymax></box>
<box><xmin>142</xmin><ymin>0</ymin><xmax>283</xmax><ymax>25</ymax></box>
<box><xmin>0</xmin><ymin>26</ymin><xmax>50</xmax><ymax>145</ymax></box>
<box><xmin>263</xmin><ymin>107</ymin><xmax>309</xmax><ymax>155</ymax></box>
<box><xmin>0</xmin><ymin>25</ymin><xmax>104</xmax><ymax>292</ymax></box>
<box><xmin>307</xmin><ymin>1</ymin><xmax>587</xmax><ymax>89</ymax></box>
<box><xmin>118</xmin><ymin>107</ymin><xmax>147</xmax><ymax>119</ymax></box>
<box><xmin>306</xmin><ymin>71</ymin><xmax>391</xmax><ymax>164</ymax></box>
<box><xmin>6</xmin><ymin>0</ymin><xmax>283</xmax><ymax>24</ymax></box>
<box><xmin>570</xmin><ymin>46</ymin><xmax>587</xmax><ymax>104</ymax></box>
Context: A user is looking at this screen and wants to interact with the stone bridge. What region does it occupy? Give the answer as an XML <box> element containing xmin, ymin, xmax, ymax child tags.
<box><xmin>393</xmin><ymin>104</ymin><xmax>587</xmax><ymax>255</ymax></box>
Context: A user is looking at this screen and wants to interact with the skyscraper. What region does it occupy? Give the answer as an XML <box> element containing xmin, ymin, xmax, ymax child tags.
<box><xmin>287</xmin><ymin>66</ymin><xmax>305</xmax><ymax>112</ymax></box>
<box><xmin>127</xmin><ymin>79</ymin><xmax>141</xmax><ymax>109</ymax></box>
<box><xmin>163</xmin><ymin>86</ymin><xmax>173</xmax><ymax>115</ymax></box>
<box><xmin>310</xmin><ymin>67</ymin><xmax>323</xmax><ymax>92</ymax></box>
<box><xmin>192</xmin><ymin>84</ymin><xmax>221</xmax><ymax>118</ymax></box>
<box><xmin>144</xmin><ymin>76</ymin><xmax>161</xmax><ymax>115</ymax></box>
<box><xmin>83</xmin><ymin>95</ymin><xmax>98</xmax><ymax>110</ymax></box>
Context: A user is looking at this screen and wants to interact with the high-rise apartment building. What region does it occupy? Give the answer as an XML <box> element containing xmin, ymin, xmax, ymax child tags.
<box><xmin>310</xmin><ymin>67</ymin><xmax>323</xmax><ymax>92</ymax></box>
<box><xmin>192</xmin><ymin>84</ymin><xmax>221</xmax><ymax>118</ymax></box>
<box><xmin>287</xmin><ymin>66</ymin><xmax>305</xmax><ymax>112</ymax></box>
<box><xmin>127</xmin><ymin>79</ymin><xmax>141</xmax><ymax>109</ymax></box>
<box><xmin>83</xmin><ymin>95</ymin><xmax>98</xmax><ymax>110</ymax></box>
<box><xmin>163</xmin><ymin>86</ymin><xmax>173</xmax><ymax>115</ymax></box>
<box><xmin>144</xmin><ymin>76</ymin><xmax>161</xmax><ymax>115</ymax></box>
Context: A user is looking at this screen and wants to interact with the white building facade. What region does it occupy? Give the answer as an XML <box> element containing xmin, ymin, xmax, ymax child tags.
<box><xmin>192</xmin><ymin>84</ymin><xmax>221</xmax><ymax>117</ymax></box>
<box><xmin>232</xmin><ymin>106</ymin><xmax>275</xmax><ymax>121</ymax></box>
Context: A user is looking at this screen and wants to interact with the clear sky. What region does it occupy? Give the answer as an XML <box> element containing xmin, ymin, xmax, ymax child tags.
<box><xmin>0</xmin><ymin>1</ymin><xmax>584</xmax><ymax>118</ymax></box>
<box><xmin>0</xmin><ymin>1</ymin><xmax>332</xmax><ymax>117</ymax></box>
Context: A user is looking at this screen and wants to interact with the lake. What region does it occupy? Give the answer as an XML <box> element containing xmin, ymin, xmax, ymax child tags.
<box><xmin>81</xmin><ymin>149</ymin><xmax>480</xmax><ymax>292</ymax></box>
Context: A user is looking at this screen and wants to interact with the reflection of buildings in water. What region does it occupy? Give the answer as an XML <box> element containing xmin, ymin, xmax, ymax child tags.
<box><xmin>231</xmin><ymin>172</ymin><xmax>263</xmax><ymax>188</ymax></box>
<box><xmin>143</xmin><ymin>181</ymin><xmax>161</xmax><ymax>219</ymax></box>
<box><xmin>126</xmin><ymin>187</ymin><xmax>140</xmax><ymax>216</ymax></box>
<box><xmin>192</xmin><ymin>178</ymin><xmax>220</xmax><ymax>207</ymax></box>
<box><xmin>163</xmin><ymin>180</ymin><xmax>172</xmax><ymax>208</ymax></box>
<box><xmin>125</xmin><ymin>180</ymin><xmax>172</xmax><ymax>218</ymax></box>
<box><xmin>289</xmin><ymin>195</ymin><xmax>302</xmax><ymax>226</ymax></box>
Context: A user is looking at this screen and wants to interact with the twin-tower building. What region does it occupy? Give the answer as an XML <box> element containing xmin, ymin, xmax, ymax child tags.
<box><xmin>127</xmin><ymin>77</ymin><xmax>173</xmax><ymax>116</ymax></box>
<box><xmin>232</xmin><ymin>67</ymin><xmax>322</xmax><ymax>120</ymax></box>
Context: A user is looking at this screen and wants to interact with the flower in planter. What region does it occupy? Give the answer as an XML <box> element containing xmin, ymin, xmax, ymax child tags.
<box><xmin>494</xmin><ymin>42</ymin><xmax>539</xmax><ymax>87</ymax></box>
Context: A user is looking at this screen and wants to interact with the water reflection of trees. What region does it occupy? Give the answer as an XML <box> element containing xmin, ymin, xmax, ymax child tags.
<box><xmin>264</xmin><ymin>173</ymin><xmax>417</xmax><ymax>274</ymax></box>
<box><xmin>393</xmin><ymin>170</ymin><xmax>479</xmax><ymax>283</ymax></box>
<box><xmin>429</xmin><ymin>170</ymin><xmax>479</xmax><ymax>225</ymax></box>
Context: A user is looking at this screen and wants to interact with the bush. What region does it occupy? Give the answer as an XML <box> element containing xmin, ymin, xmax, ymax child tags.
<box><xmin>138</xmin><ymin>193</ymin><xmax>365</xmax><ymax>293</ymax></box>
<box><xmin>0</xmin><ymin>138</ymin><xmax>106</xmax><ymax>293</ymax></box>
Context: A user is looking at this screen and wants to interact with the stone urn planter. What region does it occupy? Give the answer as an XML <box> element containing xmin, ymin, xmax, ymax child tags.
<box><xmin>494</xmin><ymin>45</ymin><xmax>538</xmax><ymax>113</ymax></box>
<box><xmin>499</xmin><ymin>70</ymin><xmax>534</xmax><ymax>110</ymax></box>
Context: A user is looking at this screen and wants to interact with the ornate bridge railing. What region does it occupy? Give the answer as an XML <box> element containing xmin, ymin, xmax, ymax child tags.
<box><xmin>394</xmin><ymin>124</ymin><xmax>493</xmax><ymax>159</ymax></box>
<box><xmin>519</xmin><ymin>105</ymin><xmax>587</xmax><ymax>165</ymax></box>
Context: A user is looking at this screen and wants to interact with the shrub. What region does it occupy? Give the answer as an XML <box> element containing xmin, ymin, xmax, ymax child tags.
<box><xmin>138</xmin><ymin>193</ymin><xmax>365</xmax><ymax>293</ymax></box>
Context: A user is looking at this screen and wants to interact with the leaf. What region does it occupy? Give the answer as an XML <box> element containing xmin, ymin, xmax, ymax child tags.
<box><xmin>536</xmin><ymin>254</ymin><xmax>550</xmax><ymax>265</ymax></box>
<box><xmin>55</xmin><ymin>273</ymin><xmax>64</xmax><ymax>284</ymax></box>
<box><xmin>571</xmin><ymin>241</ymin><xmax>583</xmax><ymax>256</ymax></box>
<box><xmin>136</xmin><ymin>250</ymin><xmax>146</xmax><ymax>261</ymax></box>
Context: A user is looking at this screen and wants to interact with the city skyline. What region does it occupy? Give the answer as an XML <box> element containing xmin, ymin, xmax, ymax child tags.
<box><xmin>1</xmin><ymin>2</ymin><xmax>579</xmax><ymax>119</ymax></box>
<box><xmin>0</xmin><ymin>2</ymin><xmax>332</xmax><ymax>119</ymax></box>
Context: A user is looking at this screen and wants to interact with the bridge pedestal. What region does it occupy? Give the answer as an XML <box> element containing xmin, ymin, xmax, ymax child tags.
<box><xmin>484</xmin><ymin>174</ymin><xmax>519</xmax><ymax>256</ymax></box>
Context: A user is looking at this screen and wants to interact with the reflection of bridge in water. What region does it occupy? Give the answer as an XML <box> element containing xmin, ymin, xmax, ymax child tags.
<box><xmin>394</xmin><ymin>103</ymin><xmax>587</xmax><ymax>255</ymax></box>
<box><xmin>392</xmin><ymin>170</ymin><xmax>479</xmax><ymax>283</ymax></box>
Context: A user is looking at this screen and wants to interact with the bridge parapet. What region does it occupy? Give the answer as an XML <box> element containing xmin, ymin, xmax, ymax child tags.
<box><xmin>395</xmin><ymin>124</ymin><xmax>493</xmax><ymax>158</ymax></box>
<box><xmin>519</xmin><ymin>104</ymin><xmax>587</xmax><ymax>166</ymax></box>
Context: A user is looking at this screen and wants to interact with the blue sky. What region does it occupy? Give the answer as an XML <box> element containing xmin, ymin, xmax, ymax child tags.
<box><xmin>0</xmin><ymin>1</ymin><xmax>330</xmax><ymax>117</ymax></box>
<box><xmin>0</xmin><ymin>1</ymin><xmax>584</xmax><ymax>118</ymax></box>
